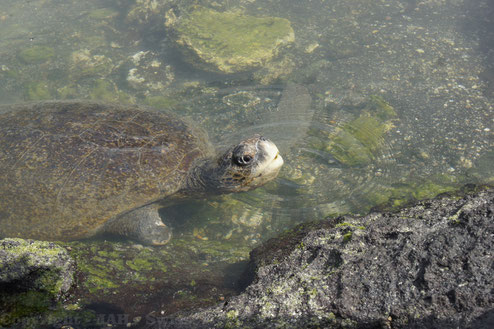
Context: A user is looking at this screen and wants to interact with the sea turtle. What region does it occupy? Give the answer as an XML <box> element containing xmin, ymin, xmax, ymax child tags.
<box><xmin>0</xmin><ymin>101</ymin><xmax>283</xmax><ymax>245</ymax></box>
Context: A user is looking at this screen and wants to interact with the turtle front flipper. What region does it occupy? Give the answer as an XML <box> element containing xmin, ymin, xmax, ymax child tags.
<box><xmin>103</xmin><ymin>205</ymin><xmax>172</xmax><ymax>245</ymax></box>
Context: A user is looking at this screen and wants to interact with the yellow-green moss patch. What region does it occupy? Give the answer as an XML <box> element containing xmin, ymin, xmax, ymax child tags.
<box><xmin>170</xmin><ymin>6</ymin><xmax>294</xmax><ymax>73</ymax></box>
<box><xmin>19</xmin><ymin>46</ymin><xmax>55</xmax><ymax>64</ymax></box>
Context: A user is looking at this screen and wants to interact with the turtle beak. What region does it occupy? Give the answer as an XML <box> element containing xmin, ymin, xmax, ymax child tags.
<box><xmin>254</xmin><ymin>138</ymin><xmax>284</xmax><ymax>177</ymax></box>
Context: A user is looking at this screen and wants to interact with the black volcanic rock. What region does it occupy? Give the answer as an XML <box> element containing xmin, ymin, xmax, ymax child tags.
<box><xmin>153</xmin><ymin>187</ymin><xmax>494</xmax><ymax>329</ymax></box>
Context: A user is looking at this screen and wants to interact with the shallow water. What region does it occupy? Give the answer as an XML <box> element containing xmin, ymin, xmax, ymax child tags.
<box><xmin>0</xmin><ymin>0</ymin><xmax>493</xmax><ymax>327</ymax></box>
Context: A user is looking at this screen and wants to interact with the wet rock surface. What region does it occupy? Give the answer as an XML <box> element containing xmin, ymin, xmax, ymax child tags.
<box><xmin>166</xmin><ymin>6</ymin><xmax>295</xmax><ymax>74</ymax></box>
<box><xmin>158</xmin><ymin>187</ymin><xmax>494</xmax><ymax>329</ymax></box>
<box><xmin>0</xmin><ymin>239</ymin><xmax>75</xmax><ymax>326</ymax></box>
<box><xmin>0</xmin><ymin>238</ymin><xmax>74</xmax><ymax>295</ymax></box>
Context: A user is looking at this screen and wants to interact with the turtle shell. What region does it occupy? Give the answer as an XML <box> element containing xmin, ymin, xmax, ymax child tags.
<box><xmin>0</xmin><ymin>101</ymin><xmax>212</xmax><ymax>241</ymax></box>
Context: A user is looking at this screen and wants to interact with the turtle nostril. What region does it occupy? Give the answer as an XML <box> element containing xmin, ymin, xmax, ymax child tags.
<box><xmin>259</xmin><ymin>136</ymin><xmax>267</xmax><ymax>141</ymax></box>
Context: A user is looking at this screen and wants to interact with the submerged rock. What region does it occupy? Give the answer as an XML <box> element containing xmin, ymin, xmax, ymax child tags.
<box><xmin>24</xmin><ymin>81</ymin><xmax>52</xmax><ymax>101</ymax></box>
<box><xmin>167</xmin><ymin>6</ymin><xmax>295</xmax><ymax>74</ymax></box>
<box><xmin>57</xmin><ymin>237</ymin><xmax>252</xmax><ymax>321</ymax></box>
<box><xmin>18</xmin><ymin>46</ymin><xmax>55</xmax><ymax>64</ymax></box>
<box><xmin>0</xmin><ymin>238</ymin><xmax>75</xmax><ymax>326</ymax></box>
<box><xmin>160</xmin><ymin>187</ymin><xmax>494</xmax><ymax>328</ymax></box>
<box><xmin>69</xmin><ymin>49</ymin><xmax>114</xmax><ymax>80</ymax></box>
<box><xmin>0</xmin><ymin>238</ymin><xmax>74</xmax><ymax>296</ymax></box>
<box><xmin>324</xmin><ymin>95</ymin><xmax>398</xmax><ymax>166</ymax></box>
<box><xmin>126</xmin><ymin>50</ymin><xmax>175</xmax><ymax>93</ymax></box>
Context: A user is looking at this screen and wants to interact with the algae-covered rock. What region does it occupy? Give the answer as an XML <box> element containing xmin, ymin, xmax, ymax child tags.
<box><xmin>362</xmin><ymin>177</ymin><xmax>459</xmax><ymax>212</ymax></box>
<box><xmin>0</xmin><ymin>238</ymin><xmax>74</xmax><ymax>295</ymax></box>
<box><xmin>168</xmin><ymin>6</ymin><xmax>295</xmax><ymax>73</ymax></box>
<box><xmin>143</xmin><ymin>95</ymin><xmax>179</xmax><ymax>109</ymax></box>
<box><xmin>161</xmin><ymin>187</ymin><xmax>494</xmax><ymax>329</ymax></box>
<box><xmin>70</xmin><ymin>49</ymin><xmax>114</xmax><ymax>79</ymax></box>
<box><xmin>57</xmin><ymin>236</ymin><xmax>251</xmax><ymax>317</ymax></box>
<box><xmin>1</xmin><ymin>234</ymin><xmax>250</xmax><ymax>327</ymax></box>
<box><xmin>25</xmin><ymin>81</ymin><xmax>52</xmax><ymax>100</ymax></box>
<box><xmin>0</xmin><ymin>238</ymin><xmax>75</xmax><ymax>326</ymax></box>
<box><xmin>88</xmin><ymin>8</ymin><xmax>119</xmax><ymax>20</ymax></box>
<box><xmin>325</xmin><ymin>96</ymin><xmax>397</xmax><ymax>166</ymax></box>
<box><xmin>89</xmin><ymin>79</ymin><xmax>134</xmax><ymax>103</ymax></box>
<box><xmin>252</xmin><ymin>56</ymin><xmax>295</xmax><ymax>85</ymax></box>
<box><xmin>127</xmin><ymin>0</ymin><xmax>167</xmax><ymax>25</ymax></box>
<box><xmin>126</xmin><ymin>50</ymin><xmax>175</xmax><ymax>92</ymax></box>
<box><xmin>18</xmin><ymin>46</ymin><xmax>55</xmax><ymax>64</ymax></box>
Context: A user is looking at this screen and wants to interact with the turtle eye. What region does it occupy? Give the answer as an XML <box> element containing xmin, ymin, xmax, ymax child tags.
<box><xmin>242</xmin><ymin>155</ymin><xmax>253</xmax><ymax>163</ymax></box>
<box><xmin>233</xmin><ymin>154</ymin><xmax>253</xmax><ymax>166</ymax></box>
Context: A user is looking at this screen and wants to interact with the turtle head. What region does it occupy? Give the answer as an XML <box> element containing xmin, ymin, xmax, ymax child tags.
<box><xmin>208</xmin><ymin>135</ymin><xmax>283</xmax><ymax>193</ymax></box>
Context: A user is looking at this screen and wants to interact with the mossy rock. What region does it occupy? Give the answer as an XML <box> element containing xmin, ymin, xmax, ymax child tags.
<box><xmin>89</xmin><ymin>79</ymin><xmax>134</xmax><ymax>104</ymax></box>
<box><xmin>58</xmin><ymin>237</ymin><xmax>250</xmax><ymax>315</ymax></box>
<box><xmin>25</xmin><ymin>81</ymin><xmax>52</xmax><ymax>100</ymax></box>
<box><xmin>18</xmin><ymin>46</ymin><xmax>55</xmax><ymax>64</ymax></box>
<box><xmin>70</xmin><ymin>49</ymin><xmax>114</xmax><ymax>79</ymax></box>
<box><xmin>0</xmin><ymin>238</ymin><xmax>75</xmax><ymax>327</ymax></box>
<box><xmin>327</xmin><ymin>127</ymin><xmax>373</xmax><ymax>166</ymax></box>
<box><xmin>368</xmin><ymin>178</ymin><xmax>460</xmax><ymax>212</ymax></box>
<box><xmin>22</xmin><ymin>237</ymin><xmax>250</xmax><ymax>322</ymax></box>
<box><xmin>412</xmin><ymin>181</ymin><xmax>457</xmax><ymax>200</ymax></box>
<box><xmin>88</xmin><ymin>8</ymin><xmax>119</xmax><ymax>20</ymax></box>
<box><xmin>326</xmin><ymin>96</ymin><xmax>397</xmax><ymax>166</ymax></box>
<box><xmin>169</xmin><ymin>6</ymin><xmax>295</xmax><ymax>73</ymax></box>
<box><xmin>143</xmin><ymin>95</ymin><xmax>179</xmax><ymax>109</ymax></box>
<box><xmin>0</xmin><ymin>238</ymin><xmax>74</xmax><ymax>295</ymax></box>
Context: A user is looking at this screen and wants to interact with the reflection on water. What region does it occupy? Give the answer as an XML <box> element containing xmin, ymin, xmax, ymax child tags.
<box><xmin>0</xmin><ymin>0</ymin><xmax>493</xmax><ymax>326</ymax></box>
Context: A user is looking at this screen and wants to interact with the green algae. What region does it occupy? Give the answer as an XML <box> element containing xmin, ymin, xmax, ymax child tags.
<box><xmin>70</xmin><ymin>49</ymin><xmax>114</xmax><ymax>79</ymax></box>
<box><xmin>126</xmin><ymin>257</ymin><xmax>153</xmax><ymax>271</ymax></box>
<box><xmin>335</xmin><ymin>222</ymin><xmax>366</xmax><ymax>230</ymax></box>
<box><xmin>369</xmin><ymin>95</ymin><xmax>397</xmax><ymax>120</ymax></box>
<box><xmin>0</xmin><ymin>239</ymin><xmax>62</xmax><ymax>265</ymax></box>
<box><xmin>63</xmin><ymin>242</ymin><xmax>123</xmax><ymax>293</ymax></box>
<box><xmin>363</xmin><ymin>188</ymin><xmax>394</xmax><ymax>208</ymax></box>
<box><xmin>342</xmin><ymin>232</ymin><xmax>353</xmax><ymax>242</ymax></box>
<box><xmin>89</xmin><ymin>79</ymin><xmax>133</xmax><ymax>103</ymax></box>
<box><xmin>0</xmin><ymin>291</ymin><xmax>52</xmax><ymax>327</ymax></box>
<box><xmin>391</xmin><ymin>180</ymin><xmax>456</xmax><ymax>204</ymax></box>
<box><xmin>252</xmin><ymin>55</ymin><xmax>295</xmax><ymax>84</ymax></box>
<box><xmin>38</xmin><ymin>230</ymin><xmax>252</xmax><ymax>317</ymax></box>
<box><xmin>18</xmin><ymin>46</ymin><xmax>55</xmax><ymax>64</ymax></box>
<box><xmin>170</xmin><ymin>6</ymin><xmax>295</xmax><ymax>73</ymax></box>
<box><xmin>25</xmin><ymin>81</ymin><xmax>52</xmax><ymax>100</ymax></box>
<box><xmin>346</xmin><ymin>115</ymin><xmax>386</xmax><ymax>150</ymax></box>
<box><xmin>365</xmin><ymin>178</ymin><xmax>460</xmax><ymax>212</ymax></box>
<box><xmin>325</xmin><ymin>96</ymin><xmax>397</xmax><ymax>166</ymax></box>
<box><xmin>0</xmin><ymin>239</ymin><xmax>72</xmax><ymax>294</ymax></box>
<box><xmin>0</xmin><ymin>239</ymin><xmax>75</xmax><ymax>327</ymax></box>
<box><xmin>335</xmin><ymin>222</ymin><xmax>365</xmax><ymax>243</ymax></box>
<box><xmin>412</xmin><ymin>181</ymin><xmax>456</xmax><ymax>200</ymax></box>
<box><xmin>328</xmin><ymin>128</ymin><xmax>373</xmax><ymax>166</ymax></box>
<box><xmin>57</xmin><ymin>85</ymin><xmax>78</xmax><ymax>99</ymax></box>
<box><xmin>1</xmin><ymin>67</ymin><xmax>19</xmax><ymax>79</ymax></box>
<box><xmin>1</xmin><ymin>294</ymin><xmax>97</xmax><ymax>329</ymax></box>
<box><xmin>143</xmin><ymin>95</ymin><xmax>179</xmax><ymax>109</ymax></box>
<box><xmin>169</xmin><ymin>237</ymin><xmax>250</xmax><ymax>263</ymax></box>
<box><xmin>88</xmin><ymin>8</ymin><xmax>119</xmax><ymax>20</ymax></box>
<box><xmin>225</xmin><ymin>309</ymin><xmax>242</xmax><ymax>329</ymax></box>
<box><xmin>61</xmin><ymin>238</ymin><xmax>246</xmax><ymax>296</ymax></box>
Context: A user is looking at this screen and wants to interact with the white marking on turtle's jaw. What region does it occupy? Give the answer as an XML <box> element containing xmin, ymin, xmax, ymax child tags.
<box><xmin>252</xmin><ymin>139</ymin><xmax>284</xmax><ymax>180</ymax></box>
